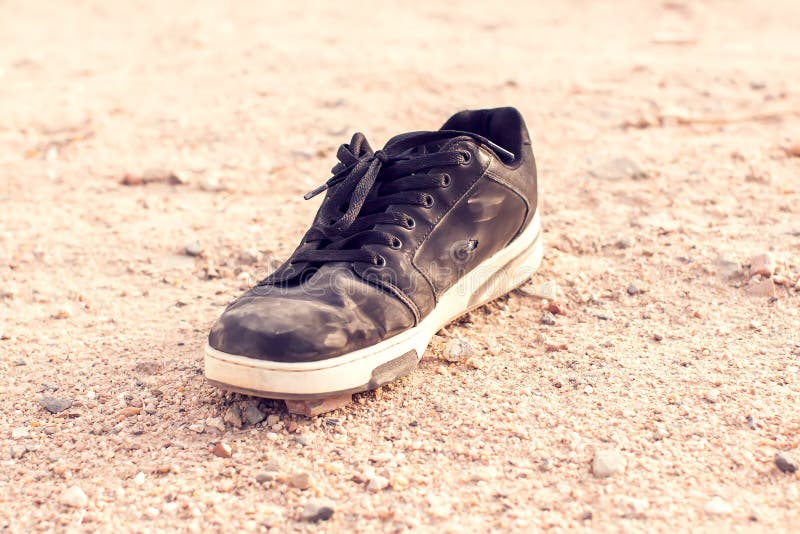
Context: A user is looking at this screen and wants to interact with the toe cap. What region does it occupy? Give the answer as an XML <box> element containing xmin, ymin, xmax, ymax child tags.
<box><xmin>208</xmin><ymin>266</ymin><xmax>415</xmax><ymax>363</ymax></box>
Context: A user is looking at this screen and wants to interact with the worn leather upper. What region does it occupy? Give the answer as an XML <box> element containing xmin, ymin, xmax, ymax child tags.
<box><xmin>208</xmin><ymin>107</ymin><xmax>537</xmax><ymax>362</ymax></box>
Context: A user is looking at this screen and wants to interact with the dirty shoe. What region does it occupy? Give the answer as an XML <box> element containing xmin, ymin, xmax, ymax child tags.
<box><xmin>205</xmin><ymin>107</ymin><xmax>541</xmax><ymax>399</ymax></box>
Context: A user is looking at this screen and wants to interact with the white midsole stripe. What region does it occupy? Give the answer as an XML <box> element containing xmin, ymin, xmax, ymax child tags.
<box><xmin>205</xmin><ymin>210</ymin><xmax>542</xmax><ymax>395</ymax></box>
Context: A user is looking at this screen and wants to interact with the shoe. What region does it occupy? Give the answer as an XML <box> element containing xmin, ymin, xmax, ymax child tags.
<box><xmin>205</xmin><ymin>107</ymin><xmax>541</xmax><ymax>399</ymax></box>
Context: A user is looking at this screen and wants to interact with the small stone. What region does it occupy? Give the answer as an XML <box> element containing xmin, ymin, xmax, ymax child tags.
<box><xmin>540</xmin><ymin>311</ymin><xmax>557</xmax><ymax>326</ymax></box>
<box><xmin>615</xmin><ymin>236</ymin><xmax>633</xmax><ymax>249</ymax></box>
<box><xmin>714</xmin><ymin>254</ymin><xmax>742</xmax><ymax>279</ymax></box>
<box><xmin>53</xmin><ymin>305</ymin><xmax>73</xmax><ymax>319</ymax></box>
<box><xmin>705</xmin><ymin>390</ymin><xmax>720</xmax><ymax>403</ymax></box>
<box><xmin>133</xmin><ymin>471</ymin><xmax>146</xmax><ymax>486</ymax></box>
<box><xmin>199</xmin><ymin>176</ymin><xmax>224</xmax><ymax>192</ymax></box>
<box><xmin>223</xmin><ymin>406</ymin><xmax>243</xmax><ymax>428</ymax></box>
<box><xmin>255</xmin><ymin>472</ymin><xmax>274</xmax><ymax>484</ymax></box>
<box><xmin>266</xmin><ymin>414</ymin><xmax>280</xmax><ymax>426</ymax></box>
<box><xmin>704</xmin><ymin>496</ymin><xmax>732</xmax><ymax>515</ymax></box>
<box><xmin>60</xmin><ymin>485</ymin><xmax>88</xmax><ymax>508</ymax></box>
<box><xmin>184</xmin><ymin>240</ymin><xmax>203</xmax><ymax>257</ymax></box>
<box><xmin>367</xmin><ymin>475</ymin><xmax>389</xmax><ymax>492</ymax></box>
<box><xmin>188</xmin><ymin>423</ymin><xmax>205</xmax><ymax>433</ymax></box>
<box><xmin>293</xmin><ymin>434</ymin><xmax>313</xmax><ymax>447</ymax></box>
<box><xmin>10</xmin><ymin>445</ymin><xmax>27</xmax><ymax>459</ymax></box>
<box><xmin>445</xmin><ymin>338</ymin><xmax>473</xmax><ymax>362</ymax></box>
<box><xmin>749</xmin><ymin>253</ymin><xmax>774</xmax><ymax>277</ymax></box>
<box><xmin>134</xmin><ymin>361</ymin><xmax>162</xmax><ymax>375</ymax></box>
<box><xmin>39</xmin><ymin>396</ymin><xmax>73</xmax><ymax>414</ymax></box>
<box><xmin>14</xmin><ymin>357</ymin><xmax>26</xmax><ymax>366</ymax></box>
<box><xmin>782</xmin><ymin>142</ymin><xmax>800</xmax><ymax>158</ymax></box>
<box><xmin>626</xmin><ymin>284</ymin><xmax>639</xmax><ymax>295</ymax></box>
<box><xmin>592</xmin><ymin>449</ymin><xmax>626</xmax><ymax>478</ymax></box>
<box><xmin>205</xmin><ymin>417</ymin><xmax>225</xmax><ymax>432</ymax></box>
<box><xmin>538</xmin><ymin>457</ymin><xmax>554</xmax><ymax>472</ymax></box>
<box><xmin>238</xmin><ymin>248</ymin><xmax>263</xmax><ymax>265</ymax></box>
<box><xmin>243</xmin><ymin>403</ymin><xmax>267</xmax><ymax>426</ymax></box>
<box><xmin>289</xmin><ymin>472</ymin><xmax>312</xmax><ymax>490</ymax></box>
<box><xmin>747</xmin><ymin>278</ymin><xmax>775</xmax><ymax>298</ymax></box>
<box><xmin>654</xmin><ymin>426</ymin><xmax>669</xmax><ymax>440</ymax></box>
<box><xmin>119</xmin><ymin>407</ymin><xmax>141</xmax><ymax>417</ymax></box>
<box><xmin>285</xmin><ymin>394</ymin><xmax>352</xmax><ymax>417</ymax></box>
<box><xmin>652</xmin><ymin>333</ymin><xmax>663</xmax><ymax>342</ymax></box>
<box><xmin>212</xmin><ymin>442</ymin><xmax>233</xmax><ymax>458</ymax></box>
<box><xmin>523</xmin><ymin>281</ymin><xmax>558</xmax><ymax>300</ymax></box>
<box><xmin>301</xmin><ymin>499</ymin><xmax>336</xmax><ymax>522</ymax></box>
<box><xmin>589</xmin><ymin>157</ymin><xmax>647</xmax><ymax>181</ymax></box>
<box><xmin>144</xmin><ymin>507</ymin><xmax>160</xmax><ymax>520</ymax></box>
<box><xmin>775</xmin><ymin>451</ymin><xmax>798</xmax><ymax>474</ymax></box>
<box><xmin>12</xmin><ymin>427</ymin><xmax>29</xmax><ymax>439</ymax></box>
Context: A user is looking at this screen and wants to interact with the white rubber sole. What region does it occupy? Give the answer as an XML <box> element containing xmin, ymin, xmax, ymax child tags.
<box><xmin>205</xmin><ymin>211</ymin><xmax>542</xmax><ymax>399</ymax></box>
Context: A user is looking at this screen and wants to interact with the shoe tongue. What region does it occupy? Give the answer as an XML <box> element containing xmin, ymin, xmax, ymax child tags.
<box><xmin>412</xmin><ymin>134</ymin><xmax>473</xmax><ymax>156</ymax></box>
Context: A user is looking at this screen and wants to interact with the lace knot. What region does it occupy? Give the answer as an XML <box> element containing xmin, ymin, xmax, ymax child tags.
<box><xmin>373</xmin><ymin>150</ymin><xmax>389</xmax><ymax>164</ymax></box>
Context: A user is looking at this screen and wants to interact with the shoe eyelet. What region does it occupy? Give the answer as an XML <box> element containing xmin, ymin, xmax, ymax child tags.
<box><xmin>390</xmin><ymin>237</ymin><xmax>402</xmax><ymax>250</ymax></box>
<box><xmin>423</xmin><ymin>194</ymin><xmax>434</xmax><ymax>208</ymax></box>
<box><xmin>441</xmin><ymin>174</ymin><xmax>451</xmax><ymax>187</ymax></box>
<box><xmin>459</xmin><ymin>150</ymin><xmax>472</xmax><ymax>164</ymax></box>
<box><xmin>373</xmin><ymin>255</ymin><xmax>386</xmax><ymax>267</ymax></box>
<box><xmin>405</xmin><ymin>217</ymin><xmax>416</xmax><ymax>229</ymax></box>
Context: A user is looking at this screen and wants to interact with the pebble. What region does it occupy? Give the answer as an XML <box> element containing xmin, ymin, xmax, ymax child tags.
<box><xmin>243</xmin><ymin>403</ymin><xmax>267</xmax><ymax>425</ymax></box>
<box><xmin>704</xmin><ymin>496</ymin><xmax>732</xmax><ymax>515</ymax></box>
<box><xmin>713</xmin><ymin>254</ymin><xmax>742</xmax><ymax>279</ymax></box>
<box><xmin>223</xmin><ymin>406</ymin><xmax>243</xmax><ymax>428</ymax></box>
<box><xmin>39</xmin><ymin>396</ymin><xmax>73</xmax><ymax>414</ymax></box>
<box><xmin>301</xmin><ymin>498</ymin><xmax>336</xmax><ymax>522</ymax></box>
<box><xmin>212</xmin><ymin>442</ymin><xmax>233</xmax><ymax>458</ymax></box>
<box><xmin>626</xmin><ymin>283</ymin><xmax>639</xmax><ymax>295</ymax></box>
<box><xmin>293</xmin><ymin>434</ymin><xmax>313</xmax><ymax>447</ymax></box>
<box><xmin>255</xmin><ymin>472</ymin><xmax>274</xmax><ymax>484</ymax></box>
<box><xmin>783</xmin><ymin>142</ymin><xmax>800</xmax><ymax>158</ymax></box>
<box><xmin>238</xmin><ymin>248</ymin><xmax>263</xmax><ymax>265</ymax></box>
<box><xmin>133</xmin><ymin>472</ymin><xmax>146</xmax><ymax>486</ymax></box>
<box><xmin>266</xmin><ymin>414</ymin><xmax>280</xmax><ymax>426</ymax></box>
<box><xmin>199</xmin><ymin>176</ymin><xmax>224</xmax><ymax>192</ymax></box>
<box><xmin>367</xmin><ymin>475</ymin><xmax>389</xmax><ymax>492</ymax></box>
<box><xmin>205</xmin><ymin>417</ymin><xmax>225</xmax><ymax>432</ymax></box>
<box><xmin>290</xmin><ymin>472</ymin><xmax>312</xmax><ymax>490</ymax></box>
<box><xmin>144</xmin><ymin>507</ymin><xmax>160</xmax><ymax>520</ymax></box>
<box><xmin>592</xmin><ymin>449</ymin><xmax>626</xmax><ymax>478</ymax></box>
<box><xmin>184</xmin><ymin>240</ymin><xmax>204</xmax><ymax>257</ymax></box>
<box><xmin>541</xmin><ymin>311</ymin><xmax>557</xmax><ymax>326</ymax></box>
<box><xmin>523</xmin><ymin>281</ymin><xmax>558</xmax><ymax>300</ymax></box>
<box><xmin>445</xmin><ymin>338</ymin><xmax>473</xmax><ymax>362</ymax></box>
<box><xmin>53</xmin><ymin>305</ymin><xmax>73</xmax><ymax>319</ymax></box>
<box><xmin>746</xmin><ymin>277</ymin><xmax>775</xmax><ymax>298</ymax></box>
<box><xmin>654</xmin><ymin>426</ymin><xmax>669</xmax><ymax>440</ymax></box>
<box><xmin>60</xmin><ymin>485</ymin><xmax>88</xmax><ymax>508</ymax></box>
<box><xmin>589</xmin><ymin>157</ymin><xmax>647</xmax><ymax>181</ymax></box>
<box><xmin>615</xmin><ymin>236</ymin><xmax>633</xmax><ymax>249</ymax></box>
<box><xmin>775</xmin><ymin>451</ymin><xmax>798</xmax><ymax>474</ymax></box>
<box><xmin>704</xmin><ymin>390</ymin><xmax>720</xmax><ymax>403</ymax></box>
<box><xmin>188</xmin><ymin>423</ymin><xmax>205</xmax><ymax>433</ymax></box>
<box><xmin>11</xmin><ymin>427</ymin><xmax>29</xmax><ymax>439</ymax></box>
<box><xmin>749</xmin><ymin>253</ymin><xmax>774</xmax><ymax>277</ymax></box>
<box><xmin>10</xmin><ymin>445</ymin><xmax>27</xmax><ymax>459</ymax></box>
<box><xmin>14</xmin><ymin>357</ymin><xmax>26</xmax><ymax>366</ymax></box>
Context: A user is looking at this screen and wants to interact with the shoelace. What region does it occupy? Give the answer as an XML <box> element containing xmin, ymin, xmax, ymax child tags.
<box><xmin>263</xmin><ymin>130</ymin><xmax>514</xmax><ymax>282</ymax></box>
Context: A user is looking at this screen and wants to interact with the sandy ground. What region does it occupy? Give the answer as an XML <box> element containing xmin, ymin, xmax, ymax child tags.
<box><xmin>2</xmin><ymin>0</ymin><xmax>800</xmax><ymax>531</ymax></box>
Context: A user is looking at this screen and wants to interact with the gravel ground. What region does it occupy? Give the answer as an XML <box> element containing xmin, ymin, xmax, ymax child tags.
<box><xmin>2</xmin><ymin>1</ymin><xmax>799</xmax><ymax>531</ymax></box>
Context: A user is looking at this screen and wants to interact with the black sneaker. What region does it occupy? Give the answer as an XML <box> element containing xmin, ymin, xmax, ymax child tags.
<box><xmin>205</xmin><ymin>107</ymin><xmax>541</xmax><ymax>399</ymax></box>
